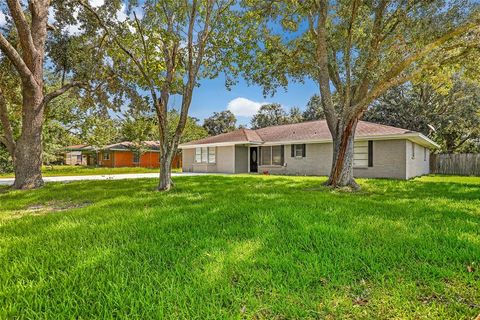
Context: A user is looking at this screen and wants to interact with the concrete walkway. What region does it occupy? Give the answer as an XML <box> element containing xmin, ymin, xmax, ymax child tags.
<box><xmin>0</xmin><ymin>172</ymin><xmax>205</xmax><ymax>186</ymax></box>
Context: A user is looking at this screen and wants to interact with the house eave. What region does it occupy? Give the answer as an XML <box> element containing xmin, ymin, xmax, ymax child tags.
<box><xmin>179</xmin><ymin>133</ymin><xmax>439</xmax><ymax>150</ymax></box>
<box><xmin>179</xmin><ymin>141</ymin><xmax>263</xmax><ymax>149</ymax></box>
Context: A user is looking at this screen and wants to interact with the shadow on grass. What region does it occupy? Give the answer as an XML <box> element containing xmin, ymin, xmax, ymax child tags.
<box><xmin>0</xmin><ymin>175</ymin><xmax>479</xmax><ymax>319</ymax></box>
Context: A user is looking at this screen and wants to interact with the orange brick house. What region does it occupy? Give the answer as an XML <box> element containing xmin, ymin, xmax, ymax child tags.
<box><xmin>65</xmin><ymin>141</ymin><xmax>182</xmax><ymax>169</ymax></box>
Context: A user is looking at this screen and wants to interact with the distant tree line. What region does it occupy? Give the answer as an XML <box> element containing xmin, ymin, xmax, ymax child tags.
<box><xmin>364</xmin><ymin>80</ymin><xmax>480</xmax><ymax>154</ymax></box>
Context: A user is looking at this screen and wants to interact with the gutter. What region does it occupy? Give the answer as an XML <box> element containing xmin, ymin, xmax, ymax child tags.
<box><xmin>179</xmin><ymin>133</ymin><xmax>439</xmax><ymax>150</ymax></box>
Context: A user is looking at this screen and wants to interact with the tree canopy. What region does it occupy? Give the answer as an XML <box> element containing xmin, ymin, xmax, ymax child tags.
<box><xmin>364</xmin><ymin>80</ymin><xmax>480</xmax><ymax>153</ymax></box>
<box><xmin>203</xmin><ymin>110</ymin><xmax>237</xmax><ymax>136</ymax></box>
<box><xmin>251</xmin><ymin>103</ymin><xmax>289</xmax><ymax>129</ymax></box>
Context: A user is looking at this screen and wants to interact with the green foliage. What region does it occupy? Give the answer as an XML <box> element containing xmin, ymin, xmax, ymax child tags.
<box><xmin>240</xmin><ymin>0</ymin><xmax>479</xmax><ymax>96</ymax></box>
<box><xmin>302</xmin><ymin>95</ymin><xmax>325</xmax><ymax>121</ymax></box>
<box><xmin>203</xmin><ymin>110</ymin><xmax>237</xmax><ymax>136</ymax></box>
<box><xmin>80</xmin><ymin>116</ymin><xmax>120</xmax><ymax>149</ymax></box>
<box><xmin>167</xmin><ymin>110</ymin><xmax>208</xmax><ymax>144</ymax></box>
<box><xmin>364</xmin><ymin>80</ymin><xmax>480</xmax><ymax>153</ymax></box>
<box><xmin>0</xmin><ymin>145</ymin><xmax>13</xmax><ymax>173</ymax></box>
<box><xmin>120</xmin><ymin>111</ymin><xmax>158</xmax><ymax>145</ymax></box>
<box><xmin>251</xmin><ymin>103</ymin><xmax>289</xmax><ymax>129</ymax></box>
<box><xmin>288</xmin><ymin>106</ymin><xmax>304</xmax><ymax>124</ymax></box>
<box><xmin>119</xmin><ymin>110</ymin><xmax>207</xmax><ymax>145</ymax></box>
<box><xmin>251</xmin><ymin>103</ymin><xmax>308</xmax><ymax>129</ymax></box>
<box><xmin>0</xmin><ymin>175</ymin><xmax>479</xmax><ymax>318</ymax></box>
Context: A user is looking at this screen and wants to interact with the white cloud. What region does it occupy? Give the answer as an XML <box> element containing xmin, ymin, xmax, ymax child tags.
<box><xmin>48</xmin><ymin>7</ymin><xmax>56</xmax><ymax>24</ymax></box>
<box><xmin>0</xmin><ymin>12</ymin><xmax>7</xmax><ymax>27</ymax></box>
<box><xmin>116</xmin><ymin>4</ymin><xmax>128</xmax><ymax>22</ymax></box>
<box><xmin>89</xmin><ymin>0</ymin><xmax>104</xmax><ymax>8</ymax></box>
<box><xmin>227</xmin><ymin>97</ymin><xmax>268</xmax><ymax>117</ymax></box>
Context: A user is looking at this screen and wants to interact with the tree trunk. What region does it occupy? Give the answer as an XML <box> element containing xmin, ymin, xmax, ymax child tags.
<box><xmin>325</xmin><ymin>118</ymin><xmax>360</xmax><ymax>189</ymax></box>
<box><xmin>158</xmin><ymin>155</ymin><xmax>172</xmax><ymax>191</ymax></box>
<box><xmin>12</xmin><ymin>87</ymin><xmax>45</xmax><ymax>189</ymax></box>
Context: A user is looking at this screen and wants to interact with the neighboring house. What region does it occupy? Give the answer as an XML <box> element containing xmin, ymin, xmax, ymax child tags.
<box><xmin>94</xmin><ymin>141</ymin><xmax>161</xmax><ymax>168</ymax></box>
<box><xmin>179</xmin><ymin>120</ymin><xmax>439</xmax><ymax>179</ymax></box>
<box><xmin>63</xmin><ymin>141</ymin><xmax>182</xmax><ymax>169</ymax></box>
<box><xmin>64</xmin><ymin>144</ymin><xmax>88</xmax><ymax>165</ymax></box>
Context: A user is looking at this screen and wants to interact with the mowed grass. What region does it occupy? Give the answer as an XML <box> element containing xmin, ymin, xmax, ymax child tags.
<box><xmin>0</xmin><ymin>175</ymin><xmax>479</xmax><ymax>319</ymax></box>
<box><xmin>0</xmin><ymin>165</ymin><xmax>182</xmax><ymax>178</ymax></box>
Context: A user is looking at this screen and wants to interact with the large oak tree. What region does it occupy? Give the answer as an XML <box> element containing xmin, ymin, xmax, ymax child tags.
<box><xmin>0</xmin><ymin>0</ymin><xmax>107</xmax><ymax>189</ymax></box>
<box><xmin>241</xmin><ymin>0</ymin><xmax>480</xmax><ymax>188</ymax></box>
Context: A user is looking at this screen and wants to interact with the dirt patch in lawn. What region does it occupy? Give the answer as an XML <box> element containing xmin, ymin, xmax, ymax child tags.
<box><xmin>9</xmin><ymin>201</ymin><xmax>92</xmax><ymax>219</ymax></box>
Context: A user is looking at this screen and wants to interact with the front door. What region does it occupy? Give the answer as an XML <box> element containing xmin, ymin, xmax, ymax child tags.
<box><xmin>250</xmin><ymin>147</ymin><xmax>258</xmax><ymax>173</ymax></box>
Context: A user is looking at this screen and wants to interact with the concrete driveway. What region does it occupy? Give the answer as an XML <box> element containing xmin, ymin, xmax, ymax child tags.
<box><xmin>0</xmin><ymin>172</ymin><xmax>206</xmax><ymax>186</ymax></box>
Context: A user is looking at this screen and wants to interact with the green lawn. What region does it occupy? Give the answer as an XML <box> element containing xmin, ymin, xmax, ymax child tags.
<box><xmin>0</xmin><ymin>165</ymin><xmax>181</xmax><ymax>178</ymax></box>
<box><xmin>0</xmin><ymin>175</ymin><xmax>479</xmax><ymax>319</ymax></box>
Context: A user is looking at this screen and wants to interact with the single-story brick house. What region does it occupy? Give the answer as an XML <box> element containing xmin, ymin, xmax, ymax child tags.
<box><xmin>64</xmin><ymin>141</ymin><xmax>182</xmax><ymax>168</ymax></box>
<box><xmin>179</xmin><ymin>120</ymin><xmax>439</xmax><ymax>179</ymax></box>
<box><xmin>64</xmin><ymin>144</ymin><xmax>88</xmax><ymax>165</ymax></box>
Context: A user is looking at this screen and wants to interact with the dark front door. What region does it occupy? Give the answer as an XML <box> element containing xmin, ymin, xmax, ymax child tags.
<box><xmin>250</xmin><ymin>147</ymin><xmax>258</xmax><ymax>173</ymax></box>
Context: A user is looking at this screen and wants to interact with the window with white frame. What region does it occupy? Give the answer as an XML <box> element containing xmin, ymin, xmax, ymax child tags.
<box><xmin>195</xmin><ymin>148</ymin><xmax>202</xmax><ymax>163</ymax></box>
<box><xmin>294</xmin><ymin>144</ymin><xmax>304</xmax><ymax>157</ymax></box>
<box><xmin>424</xmin><ymin>147</ymin><xmax>427</xmax><ymax>161</ymax></box>
<box><xmin>103</xmin><ymin>152</ymin><xmax>110</xmax><ymax>160</ymax></box>
<box><xmin>260</xmin><ymin>146</ymin><xmax>284</xmax><ymax>166</ymax></box>
<box><xmin>353</xmin><ymin>141</ymin><xmax>368</xmax><ymax>167</ymax></box>
<box><xmin>208</xmin><ymin>147</ymin><xmax>216</xmax><ymax>163</ymax></box>
<box><xmin>411</xmin><ymin>142</ymin><xmax>415</xmax><ymax>159</ymax></box>
<box><xmin>195</xmin><ymin>147</ymin><xmax>216</xmax><ymax>163</ymax></box>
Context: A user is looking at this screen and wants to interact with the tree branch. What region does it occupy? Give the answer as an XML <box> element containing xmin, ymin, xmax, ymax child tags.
<box><xmin>353</xmin><ymin>0</ymin><xmax>388</xmax><ymax>103</ymax></box>
<box><xmin>6</xmin><ymin>0</ymin><xmax>37</xmax><ymax>68</ymax></box>
<box><xmin>42</xmin><ymin>81</ymin><xmax>85</xmax><ymax>107</ymax></box>
<box><xmin>354</xmin><ymin>16</ymin><xmax>480</xmax><ymax>115</ymax></box>
<box><xmin>315</xmin><ymin>0</ymin><xmax>337</xmax><ymax>135</ymax></box>
<box><xmin>0</xmin><ymin>33</ymin><xmax>34</xmax><ymax>83</ymax></box>
<box><xmin>344</xmin><ymin>0</ymin><xmax>360</xmax><ymax>108</ymax></box>
<box><xmin>77</xmin><ymin>0</ymin><xmax>159</xmax><ymax>107</ymax></box>
<box><xmin>381</xmin><ymin>22</ymin><xmax>478</xmax><ymax>90</ymax></box>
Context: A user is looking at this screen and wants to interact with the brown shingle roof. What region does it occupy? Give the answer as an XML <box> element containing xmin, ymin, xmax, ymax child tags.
<box><xmin>181</xmin><ymin>120</ymin><xmax>415</xmax><ymax>146</ymax></box>
<box><xmin>64</xmin><ymin>144</ymin><xmax>88</xmax><ymax>151</ymax></box>
<box><xmin>182</xmin><ymin>128</ymin><xmax>262</xmax><ymax>146</ymax></box>
<box><xmin>103</xmin><ymin>141</ymin><xmax>161</xmax><ymax>151</ymax></box>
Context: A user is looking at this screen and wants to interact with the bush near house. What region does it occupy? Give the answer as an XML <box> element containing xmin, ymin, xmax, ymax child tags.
<box><xmin>0</xmin><ymin>175</ymin><xmax>479</xmax><ymax>319</ymax></box>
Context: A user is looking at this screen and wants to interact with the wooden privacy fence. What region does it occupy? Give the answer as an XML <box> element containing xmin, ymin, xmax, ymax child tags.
<box><xmin>430</xmin><ymin>153</ymin><xmax>480</xmax><ymax>176</ymax></box>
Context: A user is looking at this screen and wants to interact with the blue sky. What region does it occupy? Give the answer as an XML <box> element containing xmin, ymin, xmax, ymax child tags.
<box><xmin>187</xmin><ymin>75</ymin><xmax>318</xmax><ymax>127</ymax></box>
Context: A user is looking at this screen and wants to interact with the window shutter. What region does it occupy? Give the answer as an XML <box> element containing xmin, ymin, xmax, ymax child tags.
<box><xmin>281</xmin><ymin>145</ymin><xmax>285</xmax><ymax>164</ymax></box>
<box><xmin>259</xmin><ymin>146</ymin><xmax>262</xmax><ymax>164</ymax></box>
<box><xmin>291</xmin><ymin>144</ymin><xmax>295</xmax><ymax>157</ymax></box>
<box><xmin>368</xmin><ymin>140</ymin><xmax>373</xmax><ymax>167</ymax></box>
<box><xmin>302</xmin><ymin>144</ymin><xmax>306</xmax><ymax>157</ymax></box>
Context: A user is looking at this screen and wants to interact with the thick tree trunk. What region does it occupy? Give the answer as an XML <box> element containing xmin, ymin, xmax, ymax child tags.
<box><xmin>158</xmin><ymin>156</ymin><xmax>172</xmax><ymax>191</ymax></box>
<box><xmin>12</xmin><ymin>87</ymin><xmax>45</xmax><ymax>189</ymax></box>
<box><xmin>325</xmin><ymin>118</ymin><xmax>360</xmax><ymax>189</ymax></box>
